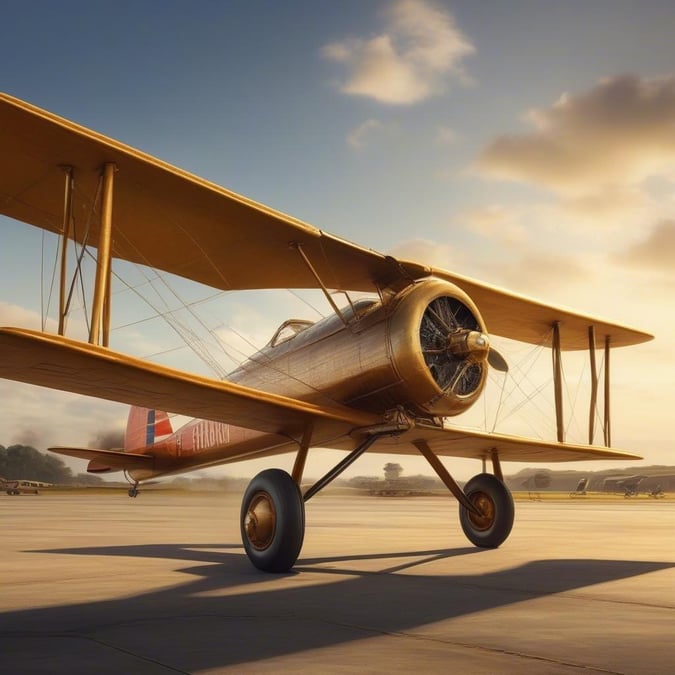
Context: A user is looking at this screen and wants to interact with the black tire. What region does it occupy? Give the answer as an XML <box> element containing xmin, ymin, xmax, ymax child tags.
<box><xmin>459</xmin><ymin>473</ymin><xmax>514</xmax><ymax>548</ymax></box>
<box><xmin>240</xmin><ymin>468</ymin><xmax>305</xmax><ymax>572</ymax></box>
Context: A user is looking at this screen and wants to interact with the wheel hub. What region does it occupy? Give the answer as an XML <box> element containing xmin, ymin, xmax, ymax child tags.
<box><xmin>244</xmin><ymin>490</ymin><xmax>276</xmax><ymax>550</ymax></box>
<box><xmin>467</xmin><ymin>490</ymin><xmax>496</xmax><ymax>531</ymax></box>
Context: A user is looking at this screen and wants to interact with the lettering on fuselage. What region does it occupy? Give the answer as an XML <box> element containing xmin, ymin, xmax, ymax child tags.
<box><xmin>191</xmin><ymin>421</ymin><xmax>230</xmax><ymax>451</ymax></box>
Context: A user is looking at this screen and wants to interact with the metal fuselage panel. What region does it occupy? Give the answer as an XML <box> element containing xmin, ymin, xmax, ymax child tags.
<box><xmin>229</xmin><ymin>279</ymin><xmax>487</xmax><ymax>417</ymax></box>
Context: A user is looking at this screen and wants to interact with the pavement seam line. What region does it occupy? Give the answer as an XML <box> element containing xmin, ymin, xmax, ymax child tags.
<box><xmin>300</xmin><ymin>617</ymin><xmax>625</xmax><ymax>674</ymax></box>
<box><xmin>0</xmin><ymin>631</ymin><xmax>190</xmax><ymax>674</ymax></box>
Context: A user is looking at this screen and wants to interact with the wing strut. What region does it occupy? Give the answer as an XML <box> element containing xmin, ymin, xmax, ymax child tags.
<box><xmin>89</xmin><ymin>162</ymin><xmax>116</xmax><ymax>346</ymax></box>
<box><xmin>292</xmin><ymin>242</ymin><xmax>349</xmax><ymax>326</ymax></box>
<box><xmin>552</xmin><ymin>322</ymin><xmax>564</xmax><ymax>442</ymax></box>
<box><xmin>58</xmin><ymin>166</ymin><xmax>74</xmax><ymax>336</ymax></box>
<box><xmin>604</xmin><ymin>335</ymin><xmax>611</xmax><ymax>446</ymax></box>
<box><xmin>588</xmin><ymin>327</ymin><xmax>613</xmax><ymax>447</ymax></box>
<box><xmin>556</xmin><ymin>323</ymin><xmax>614</xmax><ymax>448</ymax></box>
<box><xmin>588</xmin><ymin>326</ymin><xmax>599</xmax><ymax>444</ymax></box>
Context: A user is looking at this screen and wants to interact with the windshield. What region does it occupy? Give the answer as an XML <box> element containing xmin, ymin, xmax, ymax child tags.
<box><xmin>268</xmin><ymin>319</ymin><xmax>314</xmax><ymax>347</ymax></box>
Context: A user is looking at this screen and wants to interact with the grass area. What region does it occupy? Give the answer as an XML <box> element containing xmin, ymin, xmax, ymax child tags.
<box><xmin>10</xmin><ymin>486</ymin><xmax>670</xmax><ymax>504</ymax></box>
<box><xmin>512</xmin><ymin>491</ymin><xmax>672</xmax><ymax>502</ymax></box>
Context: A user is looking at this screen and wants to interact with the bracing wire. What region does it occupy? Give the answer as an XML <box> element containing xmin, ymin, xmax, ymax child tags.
<box><xmin>493</xmin><ymin>338</ymin><xmax>554</xmax><ymax>429</ymax></box>
<box><xmin>563</xmin><ymin>357</ymin><xmax>589</xmax><ymax>440</ymax></box>
<box><xmin>110</xmin><ymin>264</ymin><xmax>346</xmax><ymax>407</ymax></box>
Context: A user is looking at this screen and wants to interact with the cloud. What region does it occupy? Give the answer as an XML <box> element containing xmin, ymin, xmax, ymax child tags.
<box><xmin>321</xmin><ymin>0</ymin><xmax>474</xmax><ymax>105</ymax></box>
<box><xmin>614</xmin><ymin>220</ymin><xmax>675</xmax><ymax>272</ymax></box>
<box><xmin>492</xmin><ymin>252</ymin><xmax>592</xmax><ymax>295</ymax></box>
<box><xmin>390</xmin><ymin>213</ymin><xmax>600</xmax><ymax>295</ymax></box>
<box><xmin>562</xmin><ymin>184</ymin><xmax>650</xmax><ymax>219</ymax></box>
<box><xmin>0</xmin><ymin>301</ymin><xmax>48</xmax><ymax>330</ymax></box>
<box><xmin>347</xmin><ymin>119</ymin><xmax>382</xmax><ymax>149</ymax></box>
<box><xmin>346</xmin><ymin>118</ymin><xmax>397</xmax><ymax>149</ymax></box>
<box><xmin>460</xmin><ymin>204</ymin><xmax>527</xmax><ymax>245</ymax></box>
<box><xmin>386</xmin><ymin>237</ymin><xmax>459</xmax><ymax>269</ymax></box>
<box><xmin>436</xmin><ymin>125</ymin><xmax>458</xmax><ymax>145</ymax></box>
<box><xmin>475</xmin><ymin>75</ymin><xmax>675</xmax><ymax>207</ymax></box>
<box><xmin>0</xmin><ymin>378</ymin><xmax>126</xmax><ymax>453</ymax></box>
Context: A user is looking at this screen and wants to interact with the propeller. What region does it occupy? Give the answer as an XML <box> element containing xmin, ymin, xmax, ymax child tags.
<box><xmin>487</xmin><ymin>346</ymin><xmax>509</xmax><ymax>373</ymax></box>
<box><xmin>420</xmin><ymin>297</ymin><xmax>508</xmax><ymax>398</ymax></box>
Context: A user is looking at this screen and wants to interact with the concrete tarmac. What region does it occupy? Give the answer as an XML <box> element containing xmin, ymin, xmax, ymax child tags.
<box><xmin>1</xmin><ymin>490</ymin><xmax>673</xmax><ymax>674</ymax></box>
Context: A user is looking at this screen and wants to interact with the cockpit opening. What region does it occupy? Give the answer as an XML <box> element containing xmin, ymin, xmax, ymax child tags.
<box><xmin>267</xmin><ymin>297</ymin><xmax>379</xmax><ymax>348</ymax></box>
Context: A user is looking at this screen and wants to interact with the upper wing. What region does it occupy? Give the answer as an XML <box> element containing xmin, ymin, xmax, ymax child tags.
<box><xmin>0</xmin><ymin>327</ymin><xmax>378</xmax><ymax>443</ymax></box>
<box><xmin>370</xmin><ymin>423</ymin><xmax>642</xmax><ymax>462</ymax></box>
<box><xmin>0</xmin><ymin>93</ymin><xmax>652</xmax><ymax>349</ymax></box>
<box><xmin>426</xmin><ymin>268</ymin><xmax>652</xmax><ymax>350</ymax></box>
<box><xmin>0</xmin><ymin>92</ymin><xmax>419</xmax><ymax>293</ymax></box>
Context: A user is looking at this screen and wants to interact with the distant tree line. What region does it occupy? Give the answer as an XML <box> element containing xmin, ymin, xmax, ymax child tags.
<box><xmin>0</xmin><ymin>444</ymin><xmax>102</xmax><ymax>485</ymax></box>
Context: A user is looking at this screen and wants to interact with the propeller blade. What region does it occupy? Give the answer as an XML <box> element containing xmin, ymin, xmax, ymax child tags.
<box><xmin>488</xmin><ymin>347</ymin><xmax>509</xmax><ymax>373</ymax></box>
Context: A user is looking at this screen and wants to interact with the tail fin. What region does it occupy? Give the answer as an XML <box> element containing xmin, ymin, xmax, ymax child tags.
<box><xmin>125</xmin><ymin>406</ymin><xmax>173</xmax><ymax>452</ymax></box>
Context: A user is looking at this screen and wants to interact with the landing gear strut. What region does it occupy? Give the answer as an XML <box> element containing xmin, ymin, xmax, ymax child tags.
<box><xmin>414</xmin><ymin>440</ymin><xmax>514</xmax><ymax>549</ymax></box>
<box><xmin>124</xmin><ymin>471</ymin><xmax>140</xmax><ymax>498</ymax></box>
<box><xmin>240</xmin><ymin>432</ymin><xmax>387</xmax><ymax>572</ymax></box>
<box><xmin>238</xmin><ymin>434</ymin><xmax>516</xmax><ymax>573</ymax></box>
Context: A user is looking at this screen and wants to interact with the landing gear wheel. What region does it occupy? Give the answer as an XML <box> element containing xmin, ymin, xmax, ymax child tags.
<box><xmin>241</xmin><ymin>469</ymin><xmax>305</xmax><ymax>572</ymax></box>
<box><xmin>128</xmin><ymin>486</ymin><xmax>139</xmax><ymax>498</ymax></box>
<box><xmin>459</xmin><ymin>473</ymin><xmax>514</xmax><ymax>548</ymax></box>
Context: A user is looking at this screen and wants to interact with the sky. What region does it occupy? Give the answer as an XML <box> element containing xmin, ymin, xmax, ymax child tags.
<box><xmin>1</xmin><ymin>0</ymin><xmax>674</xmax><ymax>482</ymax></box>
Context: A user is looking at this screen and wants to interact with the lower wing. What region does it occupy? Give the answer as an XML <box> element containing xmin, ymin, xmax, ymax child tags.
<box><xmin>369</xmin><ymin>423</ymin><xmax>642</xmax><ymax>462</ymax></box>
<box><xmin>1</xmin><ymin>327</ymin><xmax>640</xmax><ymax>468</ymax></box>
<box><xmin>0</xmin><ymin>327</ymin><xmax>377</xmax><ymax>442</ymax></box>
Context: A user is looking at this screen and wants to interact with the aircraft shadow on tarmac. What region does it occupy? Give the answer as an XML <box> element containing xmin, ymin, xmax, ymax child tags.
<box><xmin>2</xmin><ymin>543</ymin><xmax>673</xmax><ymax>672</ymax></box>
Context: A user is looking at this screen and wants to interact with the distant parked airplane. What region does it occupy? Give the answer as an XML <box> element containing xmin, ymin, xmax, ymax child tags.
<box><xmin>2</xmin><ymin>479</ymin><xmax>50</xmax><ymax>495</ymax></box>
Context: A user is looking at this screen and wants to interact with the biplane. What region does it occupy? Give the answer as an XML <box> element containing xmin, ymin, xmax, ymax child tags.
<box><xmin>0</xmin><ymin>93</ymin><xmax>653</xmax><ymax>572</ymax></box>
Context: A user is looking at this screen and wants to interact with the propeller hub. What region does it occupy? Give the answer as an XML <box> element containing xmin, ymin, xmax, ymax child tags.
<box><xmin>446</xmin><ymin>330</ymin><xmax>490</xmax><ymax>363</ymax></box>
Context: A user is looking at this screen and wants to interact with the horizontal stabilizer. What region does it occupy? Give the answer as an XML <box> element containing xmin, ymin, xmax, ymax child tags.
<box><xmin>50</xmin><ymin>446</ymin><xmax>153</xmax><ymax>471</ymax></box>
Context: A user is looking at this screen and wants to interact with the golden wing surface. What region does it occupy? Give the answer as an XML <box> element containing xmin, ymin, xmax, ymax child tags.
<box><xmin>0</xmin><ymin>92</ymin><xmax>419</xmax><ymax>293</ymax></box>
<box><xmin>0</xmin><ymin>327</ymin><xmax>378</xmax><ymax>442</ymax></box>
<box><xmin>0</xmin><ymin>92</ymin><xmax>652</xmax><ymax>349</ymax></box>
<box><xmin>370</xmin><ymin>423</ymin><xmax>642</xmax><ymax>462</ymax></box>
<box><xmin>426</xmin><ymin>268</ymin><xmax>653</xmax><ymax>350</ymax></box>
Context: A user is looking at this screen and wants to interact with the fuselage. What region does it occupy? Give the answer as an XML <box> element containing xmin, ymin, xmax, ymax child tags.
<box><xmin>118</xmin><ymin>277</ymin><xmax>491</xmax><ymax>480</ymax></box>
<box><xmin>229</xmin><ymin>277</ymin><xmax>488</xmax><ymax>418</ymax></box>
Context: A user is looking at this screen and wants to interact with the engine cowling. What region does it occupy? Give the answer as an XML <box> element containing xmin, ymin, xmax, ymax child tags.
<box><xmin>376</xmin><ymin>278</ymin><xmax>489</xmax><ymax>416</ymax></box>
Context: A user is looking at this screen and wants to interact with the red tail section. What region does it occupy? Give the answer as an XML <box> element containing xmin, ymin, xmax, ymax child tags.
<box><xmin>125</xmin><ymin>406</ymin><xmax>173</xmax><ymax>452</ymax></box>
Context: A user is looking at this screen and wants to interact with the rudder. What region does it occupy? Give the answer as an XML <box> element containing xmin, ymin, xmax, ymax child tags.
<box><xmin>125</xmin><ymin>406</ymin><xmax>173</xmax><ymax>451</ymax></box>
